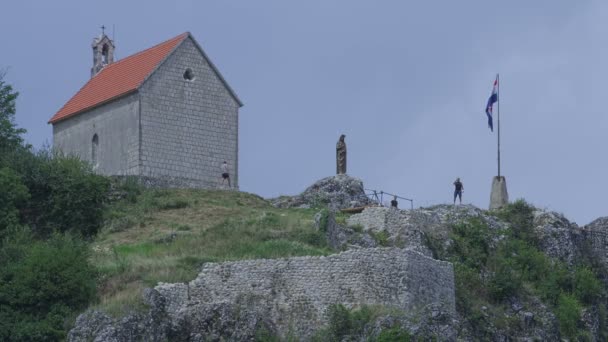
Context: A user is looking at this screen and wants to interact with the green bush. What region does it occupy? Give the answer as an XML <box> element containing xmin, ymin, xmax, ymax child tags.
<box><xmin>539</xmin><ymin>264</ymin><xmax>572</xmax><ymax>305</ymax></box>
<box><xmin>495</xmin><ymin>199</ymin><xmax>536</xmax><ymax>244</ymax></box>
<box><xmin>556</xmin><ymin>293</ymin><xmax>582</xmax><ymax>340</ymax></box>
<box><xmin>507</xmin><ymin>239</ymin><xmax>550</xmax><ymax>282</ymax></box>
<box><xmin>449</xmin><ymin>218</ymin><xmax>492</xmax><ymax>269</ymax></box>
<box><xmin>3</xmin><ymin>149</ymin><xmax>110</xmax><ymax>238</ymax></box>
<box><xmin>0</xmin><ymin>167</ymin><xmax>29</xmax><ymax>240</ymax></box>
<box><xmin>370</xmin><ymin>230</ymin><xmax>390</xmax><ymax>247</ymax></box>
<box><xmin>28</xmin><ymin>152</ymin><xmax>110</xmax><ymax>238</ymax></box>
<box><xmin>573</xmin><ymin>266</ymin><xmax>603</xmax><ymax>304</ymax></box>
<box><xmin>0</xmin><ymin>232</ymin><xmax>97</xmax><ymax>341</ymax></box>
<box><xmin>312</xmin><ymin>305</ymin><xmax>378</xmax><ymax>341</ymax></box>
<box><xmin>1</xmin><ymin>147</ymin><xmax>110</xmax><ymax>239</ymax></box>
<box><xmin>487</xmin><ymin>257</ymin><xmax>522</xmax><ymax>301</ymax></box>
<box><xmin>313</xmin><ymin>305</ymin><xmax>413</xmax><ymax>341</ymax></box>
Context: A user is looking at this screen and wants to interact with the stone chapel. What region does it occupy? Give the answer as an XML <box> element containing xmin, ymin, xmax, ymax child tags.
<box><xmin>49</xmin><ymin>32</ymin><xmax>242</xmax><ymax>188</ymax></box>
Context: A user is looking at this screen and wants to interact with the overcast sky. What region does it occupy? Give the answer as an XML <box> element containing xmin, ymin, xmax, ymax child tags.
<box><xmin>2</xmin><ymin>1</ymin><xmax>606</xmax><ymax>225</ymax></box>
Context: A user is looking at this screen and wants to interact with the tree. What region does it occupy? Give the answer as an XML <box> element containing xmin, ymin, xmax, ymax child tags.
<box><xmin>0</xmin><ymin>70</ymin><xmax>25</xmax><ymax>150</ymax></box>
<box><xmin>0</xmin><ymin>167</ymin><xmax>30</xmax><ymax>240</ymax></box>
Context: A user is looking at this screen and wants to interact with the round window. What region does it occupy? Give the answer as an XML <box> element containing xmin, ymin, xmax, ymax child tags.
<box><xmin>183</xmin><ymin>68</ymin><xmax>195</xmax><ymax>81</ymax></box>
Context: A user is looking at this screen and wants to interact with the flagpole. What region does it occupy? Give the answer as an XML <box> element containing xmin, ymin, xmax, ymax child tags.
<box><xmin>496</xmin><ymin>73</ymin><xmax>500</xmax><ymax>178</ymax></box>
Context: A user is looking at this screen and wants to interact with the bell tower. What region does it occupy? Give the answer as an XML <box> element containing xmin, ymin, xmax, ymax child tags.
<box><xmin>91</xmin><ymin>26</ymin><xmax>115</xmax><ymax>78</ymax></box>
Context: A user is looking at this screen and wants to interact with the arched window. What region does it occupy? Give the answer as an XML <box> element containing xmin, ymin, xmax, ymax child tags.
<box><xmin>92</xmin><ymin>134</ymin><xmax>99</xmax><ymax>167</ymax></box>
<box><xmin>102</xmin><ymin>44</ymin><xmax>109</xmax><ymax>64</ymax></box>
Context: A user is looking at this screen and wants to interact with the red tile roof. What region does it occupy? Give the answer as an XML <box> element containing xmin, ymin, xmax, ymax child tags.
<box><xmin>49</xmin><ymin>33</ymin><xmax>189</xmax><ymax>124</ymax></box>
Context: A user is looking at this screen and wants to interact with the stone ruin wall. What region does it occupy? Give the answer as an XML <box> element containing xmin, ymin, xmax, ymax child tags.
<box><xmin>584</xmin><ymin>219</ymin><xmax>608</xmax><ymax>271</ymax></box>
<box><xmin>155</xmin><ymin>248</ymin><xmax>455</xmax><ymax>339</ymax></box>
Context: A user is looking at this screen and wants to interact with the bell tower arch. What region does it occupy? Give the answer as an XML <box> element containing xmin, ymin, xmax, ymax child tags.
<box><xmin>91</xmin><ymin>26</ymin><xmax>115</xmax><ymax>78</ymax></box>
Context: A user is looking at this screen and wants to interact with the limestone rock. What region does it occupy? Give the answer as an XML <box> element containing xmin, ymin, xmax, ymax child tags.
<box><xmin>270</xmin><ymin>174</ymin><xmax>370</xmax><ymax>210</ymax></box>
<box><xmin>325</xmin><ymin>211</ymin><xmax>378</xmax><ymax>250</ymax></box>
<box><xmin>532</xmin><ymin>209</ymin><xmax>583</xmax><ymax>265</ymax></box>
<box><xmin>67</xmin><ymin>289</ymin><xmax>170</xmax><ymax>342</ymax></box>
<box><xmin>346</xmin><ymin>204</ymin><xmax>508</xmax><ymax>256</ymax></box>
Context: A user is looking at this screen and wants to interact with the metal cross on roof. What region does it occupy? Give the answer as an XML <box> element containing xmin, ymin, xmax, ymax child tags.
<box><xmin>101</xmin><ymin>25</ymin><xmax>106</xmax><ymax>35</ymax></box>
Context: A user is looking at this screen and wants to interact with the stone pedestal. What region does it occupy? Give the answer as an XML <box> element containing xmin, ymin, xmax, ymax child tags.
<box><xmin>490</xmin><ymin>176</ymin><xmax>509</xmax><ymax>210</ymax></box>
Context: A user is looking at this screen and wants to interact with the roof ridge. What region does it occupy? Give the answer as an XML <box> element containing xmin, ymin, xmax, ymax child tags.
<box><xmin>48</xmin><ymin>31</ymin><xmax>242</xmax><ymax>125</ymax></box>
<box><xmin>94</xmin><ymin>32</ymin><xmax>188</xmax><ymax>77</ymax></box>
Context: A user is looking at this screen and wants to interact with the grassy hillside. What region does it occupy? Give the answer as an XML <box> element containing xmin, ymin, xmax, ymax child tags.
<box><xmin>93</xmin><ymin>188</ymin><xmax>330</xmax><ymax>315</ymax></box>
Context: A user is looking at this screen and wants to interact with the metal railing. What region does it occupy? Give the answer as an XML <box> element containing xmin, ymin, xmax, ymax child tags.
<box><xmin>365</xmin><ymin>188</ymin><xmax>414</xmax><ymax>210</ymax></box>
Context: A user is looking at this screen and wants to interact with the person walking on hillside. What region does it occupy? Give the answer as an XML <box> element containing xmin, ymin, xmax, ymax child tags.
<box><xmin>453</xmin><ymin>178</ymin><xmax>464</xmax><ymax>204</ymax></box>
<box><xmin>221</xmin><ymin>161</ymin><xmax>231</xmax><ymax>188</ymax></box>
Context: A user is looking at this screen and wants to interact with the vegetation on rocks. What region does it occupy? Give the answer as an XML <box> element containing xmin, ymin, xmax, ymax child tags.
<box><xmin>426</xmin><ymin>200</ymin><xmax>607</xmax><ymax>340</ymax></box>
<box><xmin>310</xmin><ymin>305</ymin><xmax>412</xmax><ymax>342</ymax></box>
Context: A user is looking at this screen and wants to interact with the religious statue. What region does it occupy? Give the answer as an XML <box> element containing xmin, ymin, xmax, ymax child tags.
<box><xmin>336</xmin><ymin>134</ymin><xmax>347</xmax><ymax>175</ymax></box>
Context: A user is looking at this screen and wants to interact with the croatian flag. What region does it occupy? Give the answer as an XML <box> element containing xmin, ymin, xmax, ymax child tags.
<box><xmin>485</xmin><ymin>76</ymin><xmax>498</xmax><ymax>132</ymax></box>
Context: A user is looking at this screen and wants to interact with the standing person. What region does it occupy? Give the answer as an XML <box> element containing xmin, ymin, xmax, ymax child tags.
<box><xmin>221</xmin><ymin>161</ymin><xmax>231</xmax><ymax>188</ymax></box>
<box><xmin>390</xmin><ymin>196</ymin><xmax>398</xmax><ymax>208</ymax></box>
<box><xmin>453</xmin><ymin>178</ymin><xmax>464</xmax><ymax>204</ymax></box>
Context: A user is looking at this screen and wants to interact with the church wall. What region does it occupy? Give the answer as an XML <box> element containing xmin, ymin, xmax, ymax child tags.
<box><xmin>52</xmin><ymin>94</ymin><xmax>140</xmax><ymax>175</ymax></box>
<box><xmin>139</xmin><ymin>37</ymin><xmax>239</xmax><ymax>188</ymax></box>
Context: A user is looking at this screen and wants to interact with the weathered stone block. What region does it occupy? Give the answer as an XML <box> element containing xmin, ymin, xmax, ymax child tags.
<box><xmin>490</xmin><ymin>176</ymin><xmax>509</xmax><ymax>210</ymax></box>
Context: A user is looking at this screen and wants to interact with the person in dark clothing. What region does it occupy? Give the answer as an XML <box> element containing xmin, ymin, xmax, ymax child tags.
<box><xmin>221</xmin><ymin>161</ymin><xmax>231</xmax><ymax>188</ymax></box>
<box><xmin>453</xmin><ymin>178</ymin><xmax>464</xmax><ymax>204</ymax></box>
<box><xmin>390</xmin><ymin>196</ymin><xmax>398</xmax><ymax>208</ymax></box>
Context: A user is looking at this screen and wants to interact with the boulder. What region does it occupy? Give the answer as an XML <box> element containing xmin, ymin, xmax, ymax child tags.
<box><xmin>271</xmin><ymin>174</ymin><xmax>371</xmax><ymax>210</ymax></box>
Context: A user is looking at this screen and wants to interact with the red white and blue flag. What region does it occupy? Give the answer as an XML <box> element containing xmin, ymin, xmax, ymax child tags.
<box><xmin>485</xmin><ymin>76</ymin><xmax>498</xmax><ymax>132</ymax></box>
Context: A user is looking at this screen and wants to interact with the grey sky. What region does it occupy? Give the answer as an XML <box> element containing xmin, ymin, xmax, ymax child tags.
<box><xmin>2</xmin><ymin>1</ymin><xmax>606</xmax><ymax>225</ymax></box>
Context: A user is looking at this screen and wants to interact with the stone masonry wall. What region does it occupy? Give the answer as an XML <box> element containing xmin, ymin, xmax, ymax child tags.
<box><xmin>139</xmin><ymin>36</ymin><xmax>240</xmax><ymax>189</ymax></box>
<box><xmin>585</xmin><ymin>217</ymin><xmax>608</xmax><ymax>271</ymax></box>
<box><xmin>53</xmin><ymin>93</ymin><xmax>140</xmax><ymax>176</ymax></box>
<box><xmin>155</xmin><ymin>248</ymin><xmax>455</xmax><ymax>339</ymax></box>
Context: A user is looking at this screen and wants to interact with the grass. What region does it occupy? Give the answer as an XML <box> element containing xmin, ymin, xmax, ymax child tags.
<box><xmin>92</xmin><ymin>188</ymin><xmax>331</xmax><ymax>315</ymax></box>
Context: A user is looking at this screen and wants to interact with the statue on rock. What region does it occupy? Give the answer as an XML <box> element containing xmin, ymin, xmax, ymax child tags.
<box><xmin>336</xmin><ymin>134</ymin><xmax>347</xmax><ymax>175</ymax></box>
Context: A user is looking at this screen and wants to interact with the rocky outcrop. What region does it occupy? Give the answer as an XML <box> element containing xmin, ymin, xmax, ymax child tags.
<box><xmin>348</xmin><ymin>204</ymin><xmax>507</xmax><ymax>237</ymax></box>
<box><xmin>325</xmin><ymin>211</ymin><xmax>378</xmax><ymax>250</ymax></box>
<box><xmin>270</xmin><ymin>174</ymin><xmax>371</xmax><ymax>210</ymax></box>
<box><xmin>346</xmin><ymin>204</ymin><xmax>508</xmax><ymax>256</ymax></box>
<box><xmin>532</xmin><ymin>210</ymin><xmax>585</xmax><ymax>265</ymax></box>
<box><xmin>67</xmin><ymin>289</ymin><xmax>170</xmax><ymax>342</ymax></box>
<box><xmin>531</xmin><ymin>210</ymin><xmax>608</xmax><ymax>272</ymax></box>
<box><xmin>69</xmin><ymin>248</ymin><xmax>455</xmax><ymax>341</ymax></box>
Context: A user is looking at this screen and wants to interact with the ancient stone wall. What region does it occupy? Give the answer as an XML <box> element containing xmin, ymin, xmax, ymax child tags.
<box><xmin>585</xmin><ymin>217</ymin><xmax>608</xmax><ymax>271</ymax></box>
<box><xmin>139</xmin><ymin>36</ymin><xmax>240</xmax><ymax>189</ymax></box>
<box><xmin>155</xmin><ymin>248</ymin><xmax>455</xmax><ymax>339</ymax></box>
